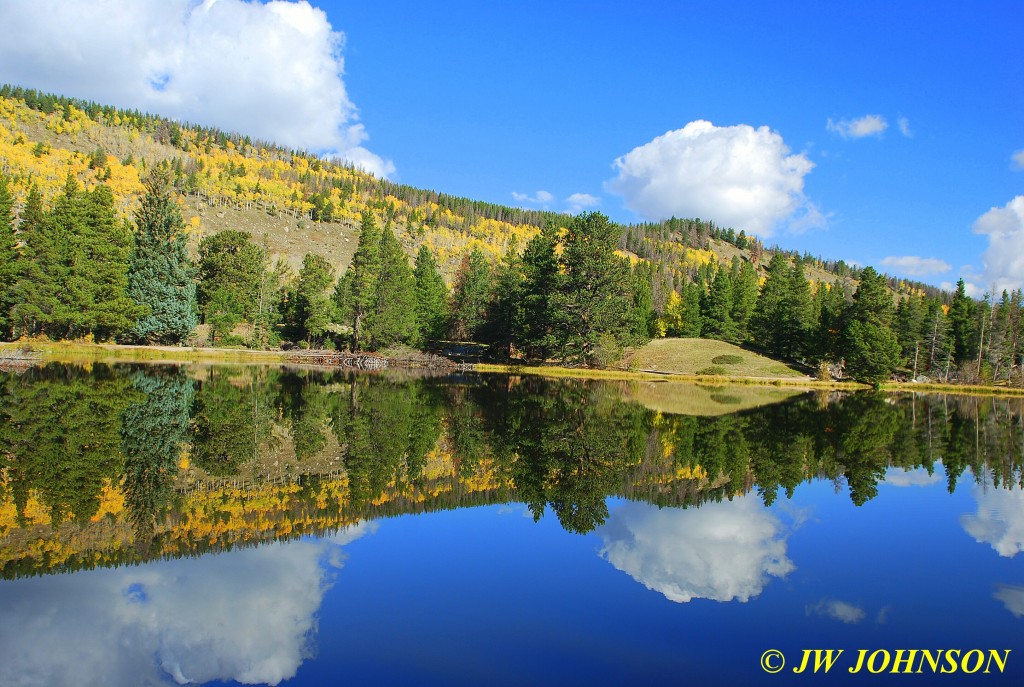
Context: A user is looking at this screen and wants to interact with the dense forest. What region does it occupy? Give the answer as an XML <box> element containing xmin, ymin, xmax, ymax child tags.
<box><xmin>1</xmin><ymin>85</ymin><xmax>1022</xmax><ymax>385</ymax></box>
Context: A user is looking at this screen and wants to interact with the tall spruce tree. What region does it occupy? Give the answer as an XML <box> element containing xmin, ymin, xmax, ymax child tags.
<box><xmin>0</xmin><ymin>174</ymin><xmax>16</xmax><ymax>337</ymax></box>
<box><xmin>341</xmin><ymin>210</ymin><xmax>382</xmax><ymax>350</ymax></box>
<box><xmin>750</xmin><ymin>253</ymin><xmax>790</xmax><ymax>356</ymax></box>
<box><xmin>122</xmin><ymin>168</ymin><xmax>197</xmax><ymax>344</ymax></box>
<box><xmin>8</xmin><ymin>186</ymin><xmax>51</xmax><ymax>337</ymax></box>
<box><xmin>701</xmin><ymin>265</ymin><xmax>736</xmax><ymax>342</ymax></box>
<box><xmin>366</xmin><ymin>224</ymin><xmax>416</xmax><ymax>348</ymax></box>
<box><xmin>412</xmin><ymin>245</ymin><xmax>449</xmax><ymax>347</ymax></box>
<box><xmin>293</xmin><ymin>253</ymin><xmax>336</xmax><ymax>346</ymax></box>
<box><xmin>519</xmin><ymin>225</ymin><xmax>560</xmax><ymax>359</ymax></box>
<box><xmin>949</xmin><ymin>278</ymin><xmax>976</xmax><ymax>366</ymax></box>
<box><xmin>841</xmin><ymin>266</ymin><xmax>901</xmax><ymax>385</ymax></box>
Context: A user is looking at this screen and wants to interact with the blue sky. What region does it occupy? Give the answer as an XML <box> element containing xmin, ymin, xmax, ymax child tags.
<box><xmin>1</xmin><ymin>0</ymin><xmax>1021</xmax><ymax>293</ymax></box>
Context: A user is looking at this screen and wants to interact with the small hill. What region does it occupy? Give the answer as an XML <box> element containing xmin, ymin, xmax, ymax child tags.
<box><xmin>624</xmin><ymin>338</ymin><xmax>807</xmax><ymax>379</ymax></box>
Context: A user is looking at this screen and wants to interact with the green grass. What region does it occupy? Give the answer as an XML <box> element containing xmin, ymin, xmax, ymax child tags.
<box><xmin>624</xmin><ymin>338</ymin><xmax>807</xmax><ymax>379</ymax></box>
<box><xmin>0</xmin><ymin>341</ymin><xmax>289</xmax><ymax>364</ymax></box>
<box><xmin>621</xmin><ymin>380</ymin><xmax>804</xmax><ymax>416</ymax></box>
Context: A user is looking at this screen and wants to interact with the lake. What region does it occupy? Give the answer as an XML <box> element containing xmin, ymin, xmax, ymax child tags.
<box><xmin>0</xmin><ymin>363</ymin><xmax>1021</xmax><ymax>686</ymax></box>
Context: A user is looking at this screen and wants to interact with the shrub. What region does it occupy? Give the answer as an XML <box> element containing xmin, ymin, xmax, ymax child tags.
<box><xmin>711</xmin><ymin>354</ymin><xmax>743</xmax><ymax>365</ymax></box>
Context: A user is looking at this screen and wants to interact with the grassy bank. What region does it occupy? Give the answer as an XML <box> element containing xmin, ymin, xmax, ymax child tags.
<box><xmin>0</xmin><ymin>340</ymin><xmax>289</xmax><ymax>365</ymax></box>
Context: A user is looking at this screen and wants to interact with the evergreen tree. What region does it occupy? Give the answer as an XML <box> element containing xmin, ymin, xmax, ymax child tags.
<box><xmin>841</xmin><ymin>266</ymin><xmax>901</xmax><ymax>384</ymax></box>
<box><xmin>0</xmin><ymin>174</ymin><xmax>16</xmax><ymax>337</ymax></box>
<box><xmin>730</xmin><ymin>258</ymin><xmax>759</xmax><ymax>342</ymax></box>
<box><xmin>949</xmin><ymin>278</ymin><xmax>976</xmax><ymax>366</ymax></box>
<box><xmin>196</xmin><ymin>230</ymin><xmax>266</xmax><ymax>324</ymax></box>
<box><xmin>366</xmin><ymin>224</ymin><xmax>416</xmax><ymax>348</ymax></box>
<box><xmin>8</xmin><ymin>186</ymin><xmax>52</xmax><ymax>337</ymax></box>
<box><xmin>122</xmin><ymin>168</ymin><xmax>197</xmax><ymax>344</ymax></box>
<box><xmin>448</xmin><ymin>248</ymin><xmax>492</xmax><ymax>341</ymax></box>
<box><xmin>630</xmin><ymin>262</ymin><xmax>656</xmax><ymax>341</ymax></box>
<box><xmin>340</xmin><ymin>211</ymin><xmax>382</xmax><ymax>350</ymax></box>
<box><xmin>412</xmin><ymin>245</ymin><xmax>449</xmax><ymax>347</ymax></box>
<box><xmin>780</xmin><ymin>257</ymin><xmax>814</xmax><ymax>360</ymax></box>
<box><xmin>518</xmin><ymin>225</ymin><xmax>560</xmax><ymax>359</ymax></box>
<box><xmin>77</xmin><ymin>185</ymin><xmax>143</xmax><ymax>339</ymax></box>
<box><xmin>750</xmin><ymin>253</ymin><xmax>790</xmax><ymax>355</ymax></box>
<box><xmin>701</xmin><ymin>265</ymin><xmax>736</xmax><ymax>341</ymax></box>
<box><xmin>482</xmin><ymin>240</ymin><xmax>525</xmax><ymax>357</ymax></box>
<box><xmin>293</xmin><ymin>253</ymin><xmax>336</xmax><ymax>346</ymax></box>
<box><xmin>548</xmin><ymin>212</ymin><xmax>634</xmax><ymax>364</ymax></box>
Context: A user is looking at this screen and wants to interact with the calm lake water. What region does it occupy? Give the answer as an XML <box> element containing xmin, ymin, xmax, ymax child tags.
<box><xmin>1</xmin><ymin>363</ymin><xmax>1022</xmax><ymax>686</ymax></box>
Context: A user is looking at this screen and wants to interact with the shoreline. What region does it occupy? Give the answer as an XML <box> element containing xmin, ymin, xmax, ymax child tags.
<box><xmin>5</xmin><ymin>341</ymin><xmax>1024</xmax><ymax>397</ymax></box>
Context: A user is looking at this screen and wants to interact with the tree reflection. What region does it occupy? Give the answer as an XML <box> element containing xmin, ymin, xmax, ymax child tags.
<box><xmin>3</xmin><ymin>363</ymin><xmax>1024</xmax><ymax>577</ymax></box>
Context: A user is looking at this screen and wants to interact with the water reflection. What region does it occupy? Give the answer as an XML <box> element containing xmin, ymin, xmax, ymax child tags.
<box><xmin>962</xmin><ymin>483</ymin><xmax>1024</xmax><ymax>557</ymax></box>
<box><xmin>1</xmin><ymin>364</ymin><xmax>1024</xmax><ymax>578</ymax></box>
<box><xmin>0</xmin><ymin>524</ymin><xmax>372</xmax><ymax>687</ymax></box>
<box><xmin>597</xmin><ymin>496</ymin><xmax>794</xmax><ymax>603</ymax></box>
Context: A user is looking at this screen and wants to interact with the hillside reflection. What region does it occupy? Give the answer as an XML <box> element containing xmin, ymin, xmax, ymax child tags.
<box><xmin>2</xmin><ymin>363</ymin><xmax>1023</xmax><ymax>578</ymax></box>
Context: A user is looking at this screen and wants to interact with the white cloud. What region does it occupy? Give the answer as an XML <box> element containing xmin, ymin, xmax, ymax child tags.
<box><xmin>972</xmin><ymin>196</ymin><xmax>1024</xmax><ymax>292</ymax></box>
<box><xmin>961</xmin><ymin>483</ymin><xmax>1024</xmax><ymax>557</ymax></box>
<box><xmin>596</xmin><ymin>495</ymin><xmax>794</xmax><ymax>603</ymax></box>
<box><xmin>0</xmin><ymin>0</ymin><xmax>393</xmax><ymax>177</ymax></box>
<box><xmin>879</xmin><ymin>256</ymin><xmax>952</xmax><ymax>277</ymax></box>
<box><xmin>0</xmin><ymin>523</ymin><xmax>374</xmax><ymax>687</ymax></box>
<box><xmin>995</xmin><ymin>585</ymin><xmax>1024</xmax><ymax>618</ymax></box>
<box><xmin>826</xmin><ymin>114</ymin><xmax>889</xmax><ymax>139</ymax></box>
<box><xmin>807</xmin><ymin>599</ymin><xmax>866</xmax><ymax>624</ymax></box>
<box><xmin>1013</xmin><ymin>150</ymin><xmax>1024</xmax><ymax>170</ymax></box>
<box><xmin>512</xmin><ymin>190</ymin><xmax>554</xmax><ymax>206</ymax></box>
<box><xmin>565</xmin><ymin>192</ymin><xmax>600</xmax><ymax>214</ymax></box>
<box><xmin>606</xmin><ymin>120</ymin><xmax>817</xmax><ymax>237</ymax></box>
<box><xmin>884</xmin><ymin>465</ymin><xmax>943</xmax><ymax>487</ymax></box>
<box><xmin>898</xmin><ymin>116</ymin><xmax>912</xmax><ymax>138</ymax></box>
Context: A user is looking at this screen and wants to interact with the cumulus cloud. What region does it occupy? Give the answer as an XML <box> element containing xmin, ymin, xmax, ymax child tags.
<box><xmin>898</xmin><ymin>116</ymin><xmax>912</xmax><ymax>137</ymax></box>
<box><xmin>995</xmin><ymin>585</ymin><xmax>1024</xmax><ymax>618</ymax></box>
<box><xmin>806</xmin><ymin>599</ymin><xmax>866</xmax><ymax>624</ymax></box>
<box><xmin>0</xmin><ymin>0</ymin><xmax>392</xmax><ymax>177</ymax></box>
<box><xmin>826</xmin><ymin>114</ymin><xmax>888</xmax><ymax>139</ymax></box>
<box><xmin>879</xmin><ymin>256</ymin><xmax>952</xmax><ymax>277</ymax></box>
<box><xmin>0</xmin><ymin>523</ymin><xmax>374</xmax><ymax>687</ymax></box>
<box><xmin>1013</xmin><ymin>150</ymin><xmax>1024</xmax><ymax>170</ymax></box>
<box><xmin>884</xmin><ymin>465</ymin><xmax>942</xmax><ymax>487</ymax></box>
<box><xmin>606</xmin><ymin>120</ymin><xmax>817</xmax><ymax>237</ymax></box>
<box><xmin>972</xmin><ymin>196</ymin><xmax>1024</xmax><ymax>292</ymax></box>
<box><xmin>512</xmin><ymin>190</ymin><xmax>554</xmax><ymax>206</ymax></box>
<box><xmin>961</xmin><ymin>483</ymin><xmax>1024</xmax><ymax>557</ymax></box>
<box><xmin>565</xmin><ymin>192</ymin><xmax>600</xmax><ymax>214</ymax></box>
<box><xmin>596</xmin><ymin>496</ymin><xmax>794</xmax><ymax>603</ymax></box>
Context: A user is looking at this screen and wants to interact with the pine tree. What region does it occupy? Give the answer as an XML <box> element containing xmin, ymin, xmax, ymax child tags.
<box><xmin>519</xmin><ymin>225</ymin><xmax>560</xmax><ymax>359</ymax></box>
<box><xmin>8</xmin><ymin>186</ymin><xmax>52</xmax><ymax>337</ymax></box>
<box><xmin>841</xmin><ymin>266</ymin><xmax>901</xmax><ymax>385</ymax></box>
<box><xmin>780</xmin><ymin>257</ymin><xmax>814</xmax><ymax>359</ymax></box>
<box><xmin>341</xmin><ymin>210</ymin><xmax>382</xmax><ymax>350</ymax></box>
<box><xmin>750</xmin><ymin>253</ymin><xmax>790</xmax><ymax>355</ymax></box>
<box><xmin>366</xmin><ymin>224</ymin><xmax>416</xmax><ymax>348</ymax></box>
<box><xmin>482</xmin><ymin>240</ymin><xmax>524</xmax><ymax>357</ymax></box>
<box><xmin>448</xmin><ymin>248</ymin><xmax>492</xmax><ymax>342</ymax></box>
<box><xmin>79</xmin><ymin>185</ymin><xmax>144</xmax><ymax>339</ymax></box>
<box><xmin>949</xmin><ymin>278</ymin><xmax>976</xmax><ymax>366</ymax></box>
<box><xmin>0</xmin><ymin>174</ymin><xmax>16</xmax><ymax>337</ymax></box>
<box><xmin>548</xmin><ymin>212</ymin><xmax>634</xmax><ymax>364</ymax></box>
<box><xmin>412</xmin><ymin>245</ymin><xmax>449</xmax><ymax>347</ymax></box>
<box><xmin>730</xmin><ymin>258</ymin><xmax>759</xmax><ymax>342</ymax></box>
<box><xmin>196</xmin><ymin>230</ymin><xmax>266</xmax><ymax>324</ymax></box>
<box><xmin>122</xmin><ymin>168</ymin><xmax>197</xmax><ymax>344</ymax></box>
<box><xmin>701</xmin><ymin>265</ymin><xmax>736</xmax><ymax>341</ymax></box>
<box><xmin>294</xmin><ymin>253</ymin><xmax>336</xmax><ymax>346</ymax></box>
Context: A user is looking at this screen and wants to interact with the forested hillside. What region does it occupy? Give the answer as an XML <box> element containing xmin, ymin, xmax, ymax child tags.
<box><xmin>1</xmin><ymin>85</ymin><xmax>1021</xmax><ymax>386</ymax></box>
